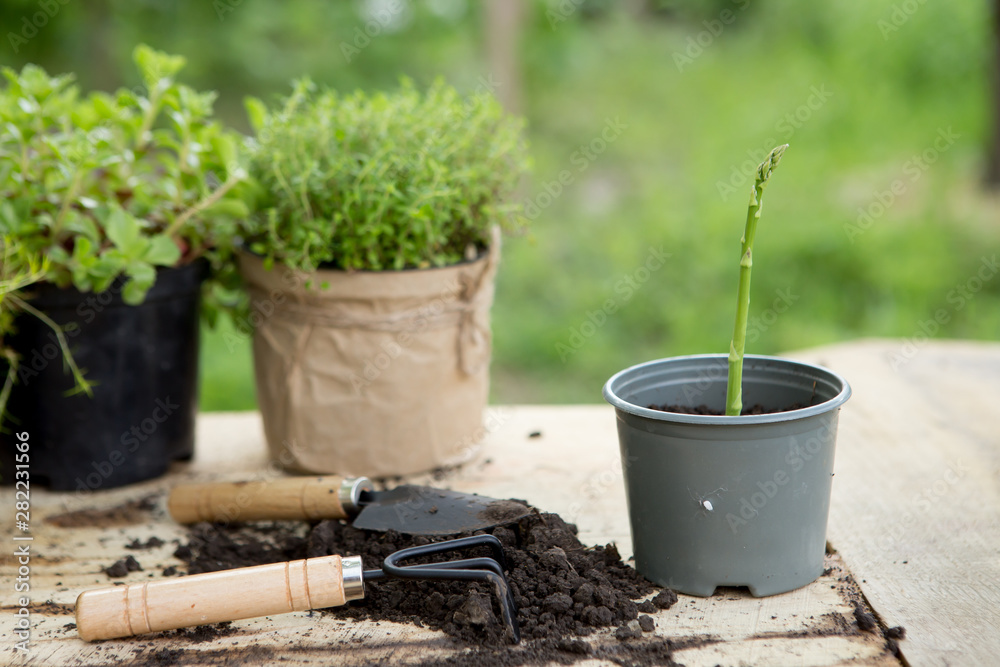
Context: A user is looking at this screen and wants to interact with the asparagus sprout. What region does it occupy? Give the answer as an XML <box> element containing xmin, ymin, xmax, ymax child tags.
<box><xmin>726</xmin><ymin>144</ymin><xmax>788</xmax><ymax>416</ymax></box>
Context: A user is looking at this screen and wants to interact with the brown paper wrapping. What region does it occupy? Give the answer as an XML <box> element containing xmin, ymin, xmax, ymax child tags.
<box><xmin>237</xmin><ymin>238</ymin><xmax>497</xmax><ymax>477</ymax></box>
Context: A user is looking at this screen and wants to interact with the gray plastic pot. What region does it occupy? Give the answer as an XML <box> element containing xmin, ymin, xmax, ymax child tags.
<box><xmin>603</xmin><ymin>354</ymin><xmax>851</xmax><ymax>597</ymax></box>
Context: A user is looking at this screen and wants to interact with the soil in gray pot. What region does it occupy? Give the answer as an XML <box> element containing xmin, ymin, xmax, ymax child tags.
<box><xmin>648</xmin><ymin>402</ymin><xmax>809</xmax><ymax>415</ymax></box>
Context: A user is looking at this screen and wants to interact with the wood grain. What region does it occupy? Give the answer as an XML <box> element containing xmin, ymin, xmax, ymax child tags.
<box><xmin>7</xmin><ymin>338</ymin><xmax>983</xmax><ymax>664</ymax></box>
<box><xmin>75</xmin><ymin>555</ymin><xmax>352</xmax><ymax>641</ymax></box>
<box><xmin>168</xmin><ymin>476</ymin><xmax>352</xmax><ymax>523</ymax></box>
<box><xmin>790</xmin><ymin>340</ymin><xmax>1000</xmax><ymax>667</ymax></box>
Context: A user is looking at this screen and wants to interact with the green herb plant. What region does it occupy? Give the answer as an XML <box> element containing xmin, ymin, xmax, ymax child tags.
<box><xmin>242</xmin><ymin>77</ymin><xmax>531</xmax><ymax>272</ymax></box>
<box><xmin>726</xmin><ymin>144</ymin><xmax>788</xmax><ymax>416</ymax></box>
<box><xmin>0</xmin><ymin>45</ymin><xmax>248</xmax><ymax>411</ymax></box>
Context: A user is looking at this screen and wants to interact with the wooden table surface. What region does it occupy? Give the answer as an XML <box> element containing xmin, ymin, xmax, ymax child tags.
<box><xmin>1</xmin><ymin>339</ymin><xmax>997</xmax><ymax>666</ymax></box>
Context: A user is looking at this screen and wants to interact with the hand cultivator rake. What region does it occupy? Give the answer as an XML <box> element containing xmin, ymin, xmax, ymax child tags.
<box><xmin>76</xmin><ymin>534</ymin><xmax>520</xmax><ymax>643</ymax></box>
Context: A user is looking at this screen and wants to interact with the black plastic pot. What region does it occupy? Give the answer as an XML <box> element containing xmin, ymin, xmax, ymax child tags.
<box><xmin>0</xmin><ymin>261</ymin><xmax>206</xmax><ymax>490</ymax></box>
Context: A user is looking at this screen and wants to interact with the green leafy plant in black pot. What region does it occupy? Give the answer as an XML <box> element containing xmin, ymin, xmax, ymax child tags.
<box><xmin>237</xmin><ymin>77</ymin><xmax>530</xmax><ymax>477</ymax></box>
<box><xmin>0</xmin><ymin>45</ymin><xmax>247</xmax><ymax>490</ymax></box>
<box><xmin>603</xmin><ymin>146</ymin><xmax>852</xmax><ymax>597</ymax></box>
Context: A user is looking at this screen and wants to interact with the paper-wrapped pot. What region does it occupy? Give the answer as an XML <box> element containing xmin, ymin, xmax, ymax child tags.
<box><xmin>237</xmin><ymin>241</ymin><xmax>497</xmax><ymax>477</ymax></box>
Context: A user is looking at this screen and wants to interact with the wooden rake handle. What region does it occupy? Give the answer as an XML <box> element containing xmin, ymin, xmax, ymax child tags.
<box><xmin>167</xmin><ymin>475</ymin><xmax>373</xmax><ymax>524</ymax></box>
<box><xmin>75</xmin><ymin>555</ymin><xmax>365</xmax><ymax>641</ymax></box>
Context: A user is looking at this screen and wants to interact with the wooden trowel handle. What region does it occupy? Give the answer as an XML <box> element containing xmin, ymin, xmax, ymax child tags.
<box><xmin>75</xmin><ymin>554</ymin><xmax>365</xmax><ymax>641</ymax></box>
<box><xmin>167</xmin><ymin>476</ymin><xmax>373</xmax><ymax>524</ymax></box>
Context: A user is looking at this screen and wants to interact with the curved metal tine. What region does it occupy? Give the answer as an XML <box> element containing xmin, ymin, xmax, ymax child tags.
<box><xmin>381</xmin><ymin>535</ymin><xmax>520</xmax><ymax>643</ymax></box>
<box><xmin>365</xmin><ymin>558</ymin><xmax>507</xmax><ymax>582</ymax></box>
<box><xmin>401</xmin><ymin>557</ymin><xmax>520</xmax><ymax>624</ymax></box>
<box><xmin>382</xmin><ymin>536</ymin><xmax>516</xmax><ymax>616</ymax></box>
<box><xmin>400</xmin><ymin>557</ymin><xmax>504</xmax><ymax>578</ymax></box>
<box><xmin>386</xmin><ymin>534</ymin><xmax>509</xmax><ymax>572</ymax></box>
<box><xmin>386</xmin><ymin>564</ymin><xmax>520</xmax><ymax>643</ymax></box>
<box><xmin>363</xmin><ymin>555</ymin><xmax>509</xmax><ymax>585</ymax></box>
<box><xmin>365</xmin><ymin>564</ymin><xmax>519</xmax><ymax>642</ymax></box>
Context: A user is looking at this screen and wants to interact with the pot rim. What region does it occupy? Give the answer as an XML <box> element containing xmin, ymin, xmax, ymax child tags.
<box><xmin>603</xmin><ymin>353</ymin><xmax>851</xmax><ymax>425</ymax></box>
<box><xmin>21</xmin><ymin>258</ymin><xmax>208</xmax><ymax>309</ymax></box>
<box><xmin>235</xmin><ymin>242</ymin><xmax>493</xmax><ymax>276</ymax></box>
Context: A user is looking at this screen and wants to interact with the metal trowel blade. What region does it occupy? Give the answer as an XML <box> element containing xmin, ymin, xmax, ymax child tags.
<box><xmin>351</xmin><ymin>485</ymin><xmax>533</xmax><ymax>536</ymax></box>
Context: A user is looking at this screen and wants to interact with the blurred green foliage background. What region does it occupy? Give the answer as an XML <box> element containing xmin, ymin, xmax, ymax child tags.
<box><xmin>3</xmin><ymin>0</ymin><xmax>998</xmax><ymax>408</ymax></box>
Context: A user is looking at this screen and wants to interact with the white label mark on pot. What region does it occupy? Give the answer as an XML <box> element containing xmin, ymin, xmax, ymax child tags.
<box><xmin>690</xmin><ymin>486</ymin><xmax>726</xmax><ymax>518</ymax></box>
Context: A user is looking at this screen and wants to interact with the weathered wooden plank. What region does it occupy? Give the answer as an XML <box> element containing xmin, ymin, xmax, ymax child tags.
<box><xmin>0</xmin><ymin>342</ymin><xmax>936</xmax><ymax>665</ymax></box>
<box><xmin>790</xmin><ymin>339</ymin><xmax>1000</xmax><ymax>667</ymax></box>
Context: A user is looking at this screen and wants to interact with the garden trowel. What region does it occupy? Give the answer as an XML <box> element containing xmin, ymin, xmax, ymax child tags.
<box><xmin>168</xmin><ymin>476</ymin><xmax>533</xmax><ymax>536</ymax></box>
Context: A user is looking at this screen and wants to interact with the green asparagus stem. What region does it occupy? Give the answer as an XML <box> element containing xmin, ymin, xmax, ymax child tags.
<box><xmin>725</xmin><ymin>144</ymin><xmax>788</xmax><ymax>416</ymax></box>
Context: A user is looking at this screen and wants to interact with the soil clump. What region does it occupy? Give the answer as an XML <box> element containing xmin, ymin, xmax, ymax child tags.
<box><xmin>170</xmin><ymin>510</ymin><xmax>664</xmax><ymax>654</ymax></box>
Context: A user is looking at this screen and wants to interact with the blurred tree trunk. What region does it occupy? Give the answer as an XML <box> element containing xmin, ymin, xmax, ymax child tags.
<box><xmin>86</xmin><ymin>0</ymin><xmax>117</xmax><ymax>92</ymax></box>
<box><xmin>987</xmin><ymin>0</ymin><xmax>1000</xmax><ymax>189</ymax></box>
<box><xmin>484</xmin><ymin>0</ymin><xmax>524</xmax><ymax>114</ymax></box>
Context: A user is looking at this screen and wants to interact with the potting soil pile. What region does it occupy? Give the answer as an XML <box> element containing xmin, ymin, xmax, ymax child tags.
<box><xmin>171</xmin><ymin>507</ymin><xmax>684</xmax><ymax>663</ymax></box>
